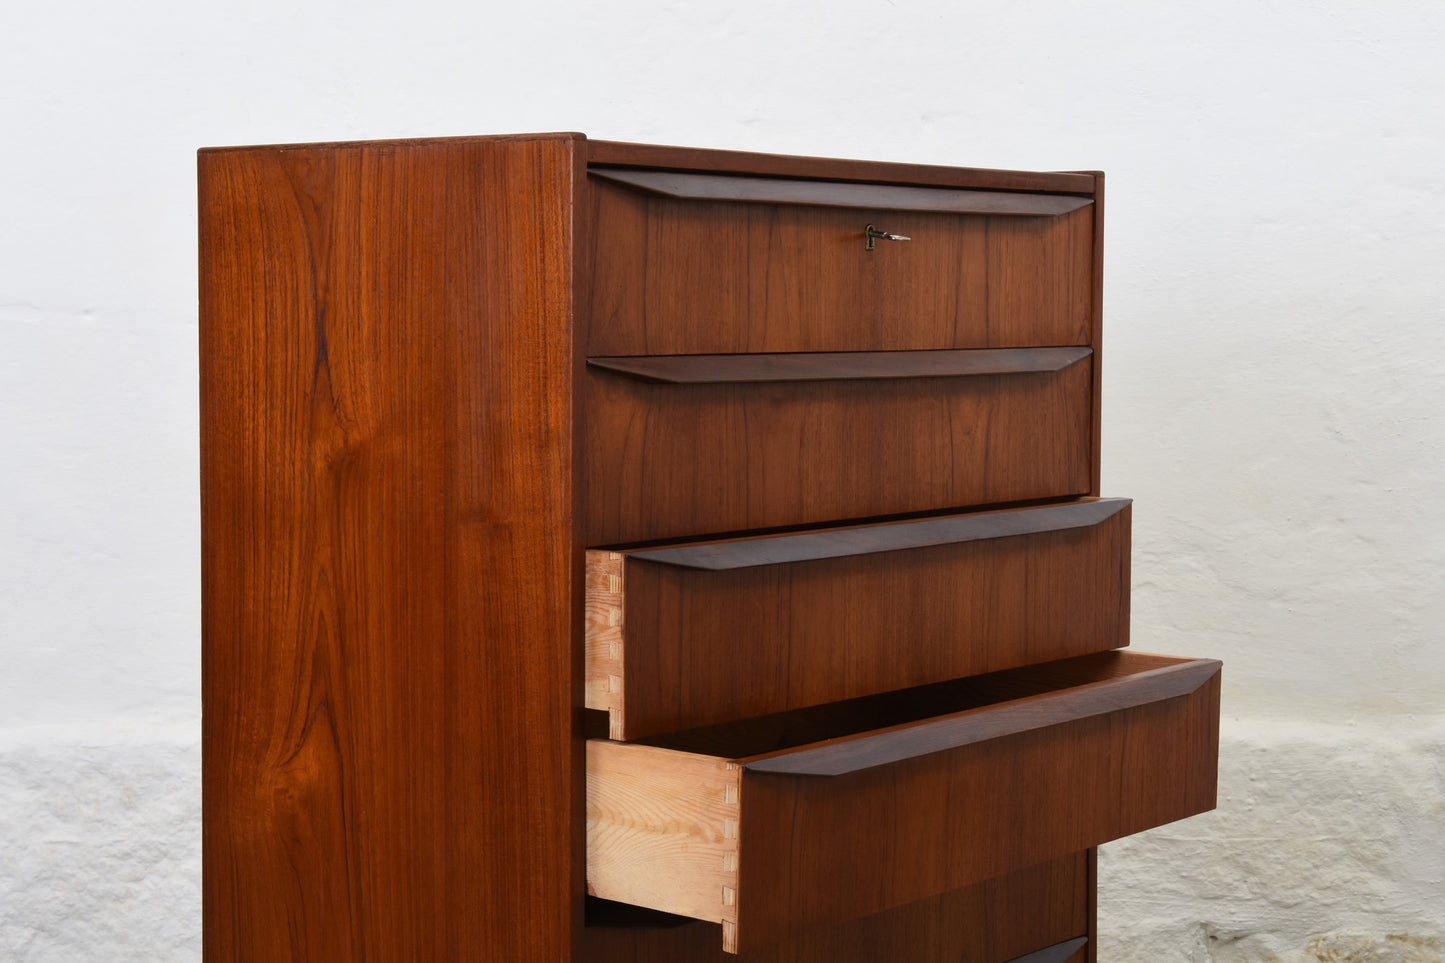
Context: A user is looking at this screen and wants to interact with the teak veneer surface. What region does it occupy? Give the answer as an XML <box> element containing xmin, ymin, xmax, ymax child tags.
<box><xmin>583</xmin><ymin>359</ymin><xmax>1093</xmax><ymax>544</ymax></box>
<box><xmin>200</xmin><ymin>133</ymin><xmax>1196</xmax><ymax>963</ymax></box>
<box><xmin>200</xmin><ymin>134</ymin><xmax>580</xmax><ymax>961</ymax></box>
<box><xmin>587</xmin><ymin>176</ymin><xmax>1095</xmax><ymax>356</ymax></box>
<box><xmin>581</xmin><ymin>853</ymin><xmax>1089</xmax><ymax>963</ymax></box>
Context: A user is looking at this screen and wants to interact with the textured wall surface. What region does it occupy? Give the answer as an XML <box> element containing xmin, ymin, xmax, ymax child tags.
<box><xmin>1100</xmin><ymin>719</ymin><xmax>1445</xmax><ymax>962</ymax></box>
<box><xmin>3</xmin><ymin>0</ymin><xmax>1442</xmax><ymax>959</ymax></box>
<box><xmin>0</xmin><ymin>727</ymin><xmax>200</xmax><ymax>961</ymax></box>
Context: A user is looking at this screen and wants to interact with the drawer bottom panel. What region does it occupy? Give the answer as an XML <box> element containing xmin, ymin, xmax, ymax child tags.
<box><xmin>582</xmin><ymin>851</ymin><xmax>1090</xmax><ymax>963</ymax></box>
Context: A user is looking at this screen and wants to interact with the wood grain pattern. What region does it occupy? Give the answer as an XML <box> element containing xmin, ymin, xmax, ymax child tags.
<box><xmin>587</xmin><ymin>346</ymin><xmax>1091</xmax><ymax>384</ymax></box>
<box><xmin>583</xmin><ymin>358</ymin><xmax>1093</xmax><ymax>544</ymax></box>
<box><xmin>586</xmin><ymin>742</ymin><xmax>742</xmax><ymax>948</ymax></box>
<box><xmin>581</xmin><ymin>852</ymin><xmax>1089</xmax><ymax>962</ymax></box>
<box><xmin>586</xmin><ymin>177</ymin><xmax>1095</xmax><ymax>356</ymax></box>
<box><xmin>731</xmin><ymin>658</ymin><xmax>1219</xmax><ymax>950</ymax></box>
<box><xmin>200</xmin><ymin>135</ymin><xmax>580</xmax><ymax>961</ymax></box>
<box><xmin>592</xmin><ymin>169</ymin><xmax>1095</xmax><ymax>216</ymax></box>
<box><xmin>586</xmin><ymin>652</ymin><xmax>1219</xmax><ymax>952</ymax></box>
<box><xmin>585</xmin><ymin>551</ymin><xmax>628</xmax><ymax>739</ymax></box>
<box><xmin>201</xmin><ymin>134</ymin><xmax>1193</xmax><ymax>961</ymax></box>
<box><xmin>585</xmin><ymin>501</ymin><xmax>1132</xmax><ymax>739</ymax></box>
<box><xmin>586</xmin><ymin>139</ymin><xmax>1097</xmax><ymax>195</ymax></box>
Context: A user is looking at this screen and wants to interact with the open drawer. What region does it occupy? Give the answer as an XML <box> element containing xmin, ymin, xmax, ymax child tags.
<box><xmin>587</xmin><ymin>498</ymin><xmax>1132</xmax><ymax>740</ymax></box>
<box><xmin>587</xmin><ymin>650</ymin><xmax>1220</xmax><ymax>953</ymax></box>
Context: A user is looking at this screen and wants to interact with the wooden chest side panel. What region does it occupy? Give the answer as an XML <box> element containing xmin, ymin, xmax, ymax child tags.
<box><xmin>200</xmin><ymin>135</ymin><xmax>579</xmax><ymax>962</ymax></box>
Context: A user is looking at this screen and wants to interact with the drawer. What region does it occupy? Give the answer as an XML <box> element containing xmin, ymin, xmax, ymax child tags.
<box><xmin>587</xmin><ymin>650</ymin><xmax>1220</xmax><ymax>953</ymax></box>
<box><xmin>583</xmin><ymin>854</ymin><xmax>1089</xmax><ymax>963</ymax></box>
<box><xmin>587</xmin><ymin>498</ymin><xmax>1132</xmax><ymax>740</ymax></box>
<box><xmin>582</xmin><ymin>348</ymin><xmax>1093</xmax><ymax>544</ymax></box>
<box><xmin>587</xmin><ymin>169</ymin><xmax>1096</xmax><ymax>355</ymax></box>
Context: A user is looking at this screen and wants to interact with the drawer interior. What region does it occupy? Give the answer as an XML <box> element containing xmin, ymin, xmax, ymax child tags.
<box><xmin>637</xmin><ymin>650</ymin><xmax>1198</xmax><ymax>759</ymax></box>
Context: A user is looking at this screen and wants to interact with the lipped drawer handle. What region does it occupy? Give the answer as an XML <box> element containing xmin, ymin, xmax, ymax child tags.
<box><xmin>587</xmin><ymin>346</ymin><xmax>1091</xmax><ymax>385</ymax></box>
<box><xmin>740</xmin><ymin>658</ymin><xmax>1223</xmax><ymax>777</ymax></box>
<box><xmin>589</xmin><ymin>168</ymin><xmax>1096</xmax><ymax>216</ymax></box>
<box><xmin>626</xmin><ymin>497</ymin><xmax>1130</xmax><ymax>571</ymax></box>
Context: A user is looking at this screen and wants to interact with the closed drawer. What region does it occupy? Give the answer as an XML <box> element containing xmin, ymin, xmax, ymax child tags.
<box><xmin>583</xmin><ymin>856</ymin><xmax>1089</xmax><ymax>963</ymax></box>
<box><xmin>582</xmin><ymin>348</ymin><xmax>1093</xmax><ymax>544</ymax></box>
<box><xmin>587</xmin><ymin>169</ymin><xmax>1095</xmax><ymax>355</ymax></box>
<box><xmin>587</xmin><ymin>651</ymin><xmax>1221</xmax><ymax>953</ymax></box>
<box><xmin>587</xmin><ymin>498</ymin><xmax>1131</xmax><ymax>740</ymax></box>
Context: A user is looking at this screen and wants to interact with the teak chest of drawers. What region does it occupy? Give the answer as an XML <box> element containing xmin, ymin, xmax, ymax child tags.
<box><xmin>200</xmin><ymin>133</ymin><xmax>1220</xmax><ymax>962</ymax></box>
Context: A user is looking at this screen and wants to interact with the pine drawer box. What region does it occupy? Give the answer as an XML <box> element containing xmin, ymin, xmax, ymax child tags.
<box><xmin>200</xmin><ymin>133</ymin><xmax>1219</xmax><ymax>963</ymax></box>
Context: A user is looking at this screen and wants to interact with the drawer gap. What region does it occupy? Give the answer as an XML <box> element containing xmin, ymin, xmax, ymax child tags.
<box><xmin>638</xmin><ymin>651</ymin><xmax>1203</xmax><ymax>761</ymax></box>
<box><xmin>588</xmin><ymin>494</ymin><xmax>1098</xmax><ymax>553</ymax></box>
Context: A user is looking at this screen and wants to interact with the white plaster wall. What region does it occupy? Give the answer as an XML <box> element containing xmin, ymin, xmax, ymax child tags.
<box><xmin>2</xmin><ymin>1</ymin><xmax>1441</xmax><ymax>959</ymax></box>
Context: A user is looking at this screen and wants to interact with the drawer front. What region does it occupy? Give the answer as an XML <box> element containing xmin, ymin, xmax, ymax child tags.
<box><xmin>587</xmin><ymin>170</ymin><xmax>1096</xmax><ymax>355</ymax></box>
<box><xmin>582</xmin><ymin>349</ymin><xmax>1093</xmax><ymax>544</ymax></box>
<box><xmin>582</xmin><ymin>855</ymin><xmax>1089</xmax><ymax>963</ymax></box>
<box><xmin>587</xmin><ymin>652</ymin><xmax>1220</xmax><ymax>953</ymax></box>
<box><xmin>587</xmin><ymin>499</ymin><xmax>1132</xmax><ymax>740</ymax></box>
